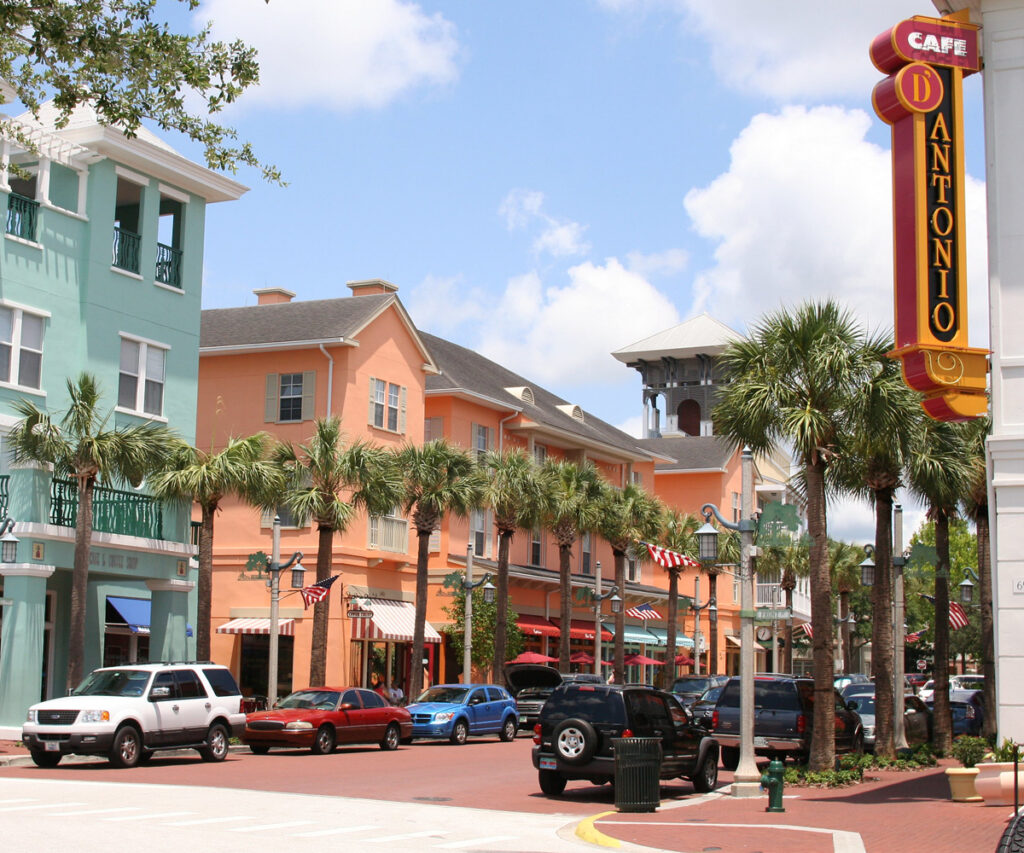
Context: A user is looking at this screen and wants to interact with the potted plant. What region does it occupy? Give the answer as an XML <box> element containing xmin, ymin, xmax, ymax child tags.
<box><xmin>974</xmin><ymin>739</ymin><xmax>1023</xmax><ymax>805</ymax></box>
<box><xmin>947</xmin><ymin>736</ymin><xmax>987</xmax><ymax>802</ymax></box>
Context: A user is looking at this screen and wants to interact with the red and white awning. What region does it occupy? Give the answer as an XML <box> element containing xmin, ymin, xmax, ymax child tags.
<box><xmin>349</xmin><ymin>598</ymin><xmax>442</xmax><ymax>644</ymax></box>
<box><xmin>216</xmin><ymin>617</ymin><xmax>295</xmax><ymax>636</ymax></box>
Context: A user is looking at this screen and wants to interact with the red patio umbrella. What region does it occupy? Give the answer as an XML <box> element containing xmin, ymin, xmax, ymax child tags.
<box><xmin>624</xmin><ymin>653</ymin><xmax>665</xmax><ymax>666</ymax></box>
<box><xmin>507</xmin><ymin>651</ymin><xmax>557</xmax><ymax>664</ymax></box>
<box><xmin>674</xmin><ymin>654</ymin><xmax>695</xmax><ymax>666</ymax></box>
<box><xmin>570</xmin><ymin>652</ymin><xmax>612</xmax><ymax>666</ymax></box>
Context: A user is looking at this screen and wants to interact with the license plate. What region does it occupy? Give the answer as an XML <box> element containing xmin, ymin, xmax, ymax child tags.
<box><xmin>754</xmin><ymin>737</ymin><xmax>769</xmax><ymax>748</ymax></box>
<box><xmin>539</xmin><ymin>756</ymin><xmax>557</xmax><ymax>770</ymax></box>
<box><xmin>519</xmin><ymin>715</ymin><xmax>527</xmax><ymax>723</ymax></box>
<box><xmin>44</xmin><ymin>742</ymin><xmax>59</xmax><ymax>752</ymax></box>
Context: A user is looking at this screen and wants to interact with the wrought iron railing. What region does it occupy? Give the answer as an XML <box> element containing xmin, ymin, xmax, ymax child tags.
<box><xmin>155</xmin><ymin>242</ymin><xmax>183</xmax><ymax>288</ymax></box>
<box><xmin>368</xmin><ymin>515</ymin><xmax>409</xmax><ymax>553</ymax></box>
<box><xmin>0</xmin><ymin>474</ymin><xmax>9</xmax><ymax>517</ymax></box>
<box><xmin>50</xmin><ymin>478</ymin><xmax>164</xmax><ymax>540</ymax></box>
<box><xmin>112</xmin><ymin>227</ymin><xmax>141</xmax><ymax>274</ymax></box>
<box><xmin>7</xmin><ymin>192</ymin><xmax>39</xmax><ymax>241</ymax></box>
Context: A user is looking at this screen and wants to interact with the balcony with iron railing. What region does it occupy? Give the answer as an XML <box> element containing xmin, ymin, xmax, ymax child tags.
<box><xmin>368</xmin><ymin>515</ymin><xmax>409</xmax><ymax>553</ymax></box>
<box><xmin>6</xmin><ymin>192</ymin><xmax>39</xmax><ymax>241</ymax></box>
<box><xmin>155</xmin><ymin>242</ymin><xmax>183</xmax><ymax>289</ymax></box>
<box><xmin>50</xmin><ymin>478</ymin><xmax>164</xmax><ymax>540</ymax></box>
<box><xmin>112</xmin><ymin>226</ymin><xmax>141</xmax><ymax>274</ymax></box>
<box><xmin>0</xmin><ymin>474</ymin><xmax>9</xmax><ymax>517</ymax></box>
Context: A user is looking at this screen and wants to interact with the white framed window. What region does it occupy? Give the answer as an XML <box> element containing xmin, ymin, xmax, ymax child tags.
<box><xmin>471</xmin><ymin>508</ymin><xmax>491</xmax><ymax>557</ymax></box>
<box><xmin>530</xmin><ymin>527</ymin><xmax>543</xmax><ymax>566</ymax></box>
<box><xmin>631</xmin><ymin>470</ymin><xmax>642</xmax><ymax>486</ymax></box>
<box><xmin>0</xmin><ymin>304</ymin><xmax>45</xmax><ymax>390</ymax></box>
<box><xmin>533</xmin><ymin>444</ymin><xmax>547</xmax><ymax>465</ymax></box>
<box><xmin>369</xmin><ymin>377</ymin><xmax>406</xmax><ymax>433</ymax></box>
<box><xmin>732</xmin><ymin>491</ymin><xmax>740</xmax><ymax>523</ymax></box>
<box><xmin>264</xmin><ymin>371</ymin><xmax>315</xmax><ymax>424</ymax></box>
<box><xmin>627</xmin><ymin>556</ymin><xmax>639</xmax><ymax>583</ymax></box>
<box><xmin>368</xmin><ymin>505</ymin><xmax>408</xmax><ymax>553</ymax></box>
<box><xmin>279</xmin><ymin>373</ymin><xmax>303</xmax><ymax>422</ymax></box>
<box><xmin>118</xmin><ymin>335</ymin><xmax>167</xmax><ymax>417</ymax></box>
<box><xmin>581</xmin><ymin>532</ymin><xmax>592</xmax><ymax>575</ymax></box>
<box><xmin>733</xmin><ymin>577</ymin><xmax>740</xmax><ymax>602</ymax></box>
<box><xmin>473</xmin><ymin>423</ymin><xmax>493</xmax><ymax>462</ymax></box>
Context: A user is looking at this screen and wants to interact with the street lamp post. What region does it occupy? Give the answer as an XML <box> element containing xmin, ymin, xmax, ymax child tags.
<box><xmin>690</xmin><ymin>574</ymin><xmax>716</xmax><ymax>676</ymax></box>
<box><xmin>267</xmin><ymin>515</ymin><xmax>305</xmax><ymax>708</ymax></box>
<box><xmin>892</xmin><ymin>504</ymin><xmax>908</xmax><ymax>751</ymax></box>
<box><xmin>698</xmin><ymin>446</ymin><xmax>760</xmax><ymax>798</ymax></box>
<box><xmin>462</xmin><ymin>543</ymin><xmax>495</xmax><ymax>684</ymax></box>
<box><xmin>592</xmin><ymin>560</ymin><xmax>621</xmax><ymax>677</ymax></box>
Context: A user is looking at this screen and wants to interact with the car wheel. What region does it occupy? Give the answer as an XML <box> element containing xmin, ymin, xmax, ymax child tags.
<box><xmin>449</xmin><ymin>719</ymin><xmax>469</xmax><ymax>745</ymax></box>
<box><xmin>29</xmin><ymin>749</ymin><xmax>61</xmax><ymax>768</ymax></box>
<box><xmin>249</xmin><ymin>744</ymin><xmax>270</xmax><ymax>755</ymax></box>
<box><xmin>691</xmin><ymin>750</ymin><xmax>719</xmax><ymax>793</ymax></box>
<box><xmin>200</xmin><ymin>722</ymin><xmax>230</xmax><ymax>762</ymax></box>
<box><xmin>311</xmin><ymin>725</ymin><xmax>336</xmax><ymax>755</ymax></box>
<box><xmin>380</xmin><ymin>723</ymin><xmax>400</xmax><ymax>751</ymax></box>
<box><xmin>500</xmin><ymin>716</ymin><xmax>517</xmax><ymax>742</ymax></box>
<box><xmin>720</xmin><ymin>746</ymin><xmax>739</xmax><ymax>771</ymax></box>
<box><xmin>553</xmin><ymin>718</ymin><xmax>598</xmax><ymax>766</ymax></box>
<box><xmin>538</xmin><ymin>769</ymin><xmax>567</xmax><ymax>796</ymax></box>
<box><xmin>109</xmin><ymin>726</ymin><xmax>142</xmax><ymax>769</ymax></box>
<box><xmin>137</xmin><ymin>749</ymin><xmax>154</xmax><ymax>765</ymax></box>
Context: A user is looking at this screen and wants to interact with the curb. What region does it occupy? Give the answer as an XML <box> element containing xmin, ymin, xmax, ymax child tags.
<box><xmin>576</xmin><ymin>810</ymin><xmax>623</xmax><ymax>848</ymax></box>
<box><xmin>0</xmin><ymin>743</ymin><xmax>250</xmax><ymax>768</ymax></box>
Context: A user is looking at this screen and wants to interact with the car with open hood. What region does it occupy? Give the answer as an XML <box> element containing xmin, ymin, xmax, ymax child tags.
<box><xmin>504</xmin><ymin>664</ymin><xmax>603</xmax><ymax>731</ymax></box>
<box><xmin>243</xmin><ymin>686</ymin><xmax>412</xmax><ymax>754</ymax></box>
<box><xmin>406</xmin><ymin>683</ymin><xmax>518</xmax><ymax>744</ymax></box>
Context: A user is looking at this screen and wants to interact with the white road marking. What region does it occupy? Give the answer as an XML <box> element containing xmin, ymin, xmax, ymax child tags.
<box><xmin>56</xmin><ymin>807</ymin><xmax>140</xmax><ymax>817</ymax></box>
<box><xmin>163</xmin><ymin>815</ymin><xmax>254</xmax><ymax>826</ymax></box>
<box><xmin>0</xmin><ymin>802</ymin><xmax>86</xmax><ymax>812</ymax></box>
<box><xmin>294</xmin><ymin>824</ymin><xmax>382</xmax><ymax>837</ymax></box>
<box><xmin>228</xmin><ymin>820</ymin><xmax>314</xmax><ymax>833</ymax></box>
<box><xmin>0</xmin><ymin>799</ymin><xmax>37</xmax><ymax>804</ymax></box>
<box><xmin>365</xmin><ymin>830</ymin><xmax>449</xmax><ymax>843</ymax></box>
<box><xmin>102</xmin><ymin>811</ymin><xmax>195</xmax><ymax>821</ymax></box>
<box><xmin>598</xmin><ymin>819</ymin><xmax>866</xmax><ymax>853</ymax></box>
<box><xmin>434</xmin><ymin>835</ymin><xmax>517</xmax><ymax>849</ymax></box>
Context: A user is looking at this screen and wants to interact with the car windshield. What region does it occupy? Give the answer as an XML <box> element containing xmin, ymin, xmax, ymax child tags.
<box><xmin>673</xmin><ymin>677</ymin><xmax>715</xmax><ymax>694</ymax></box>
<box><xmin>415</xmin><ymin>686</ymin><xmax>469</xmax><ymax>704</ymax></box>
<box><xmin>278</xmin><ymin>690</ymin><xmax>340</xmax><ymax>710</ymax></box>
<box><xmin>698</xmin><ymin>685</ymin><xmax>724</xmax><ymax>704</ymax></box>
<box><xmin>72</xmin><ymin>669</ymin><xmax>151</xmax><ymax>697</ymax></box>
<box><xmin>847</xmin><ymin>695</ymin><xmax>875</xmax><ymax>714</ymax></box>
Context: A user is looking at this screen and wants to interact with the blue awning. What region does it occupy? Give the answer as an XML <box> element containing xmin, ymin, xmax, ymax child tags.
<box><xmin>105</xmin><ymin>596</ymin><xmax>193</xmax><ymax>638</ymax></box>
<box><xmin>602</xmin><ymin>622</ymin><xmax>659</xmax><ymax>645</ymax></box>
<box><xmin>645</xmin><ymin>627</ymin><xmax>694</xmax><ymax>649</ymax></box>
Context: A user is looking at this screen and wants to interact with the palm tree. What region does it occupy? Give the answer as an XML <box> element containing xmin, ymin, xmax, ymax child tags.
<box><xmin>397</xmin><ymin>440</ymin><xmax>481</xmax><ymax>699</ymax></box>
<box><xmin>759</xmin><ymin>535</ymin><xmax>810</xmax><ymax>673</ymax></box>
<box><xmin>479</xmin><ymin>449</ymin><xmax>546</xmax><ymax>676</ymax></box>
<box><xmin>657</xmin><ymin>510</ymin><xmax>702</xmax><ymax>681</ymax></box>
<box><xmin>829</xmin><ymin>345</ymin><xmax>921</xmax><ymax>759</ymax></box>
<box><xmin>540</xmin><ymin>460</ymin><xmax>604</xmax><ymax>672</ymax></box>
<box><xmin>149</xmin><ymin>433</ymin><xmax>283</xmax><ymax>661</ymax></box>
<box><xmin>9</xmin><ymin>373</ymin><xmax>176</xmax><ymax>688</ymax></box>
<box><xmin>962</xmin><ymin>416</ymin><xmax>995</xmax><ymax>740</ymax></box>
<box><xmin>714</xmin><ymin>300</ymin><xmax>877</xmax><ymax>772</ymax></box>
<box><xmin>595</xmin><ymin>482</ymin><xmax>662</xmax><ymax>683</ymax></box>
<box><xmin>829</xmin><ymin>540</ymin><xmax>862</xmax><ymax>676</ymax></box>
<box><xmin>275</xmin><ymin>418</ymin><xmax>402</xmax><ymax>686</ymax></box>
<box><xmin>906</xmin><ymin>417</ymin><xmax>974</xmax><ymax>754</ymax></box>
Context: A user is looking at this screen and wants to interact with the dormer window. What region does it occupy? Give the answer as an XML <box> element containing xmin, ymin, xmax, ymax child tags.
<box><xmin>556</xmin><ymin>403</ymin><xmax>585</xmax><ymax>422</ymax></box>
<box><xmin>504</xmin><ymin>386</ymin><xmax>534</xmax><ymax>405</ymax></box>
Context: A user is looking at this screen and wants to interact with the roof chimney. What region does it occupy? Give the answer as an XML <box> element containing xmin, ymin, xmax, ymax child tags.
<box><xmin>253</xmin><ymin>287</ymin><xmax>295</xmax><ymax>305</ymax></box>
<box><xmin>347</xmin><ymin>279</ymin><xmax>398</xmax><ymax>297</ymax></box>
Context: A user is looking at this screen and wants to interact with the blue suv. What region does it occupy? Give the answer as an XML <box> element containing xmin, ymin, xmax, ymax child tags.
<box><xmin>406</xmin><ymin>683</ymin><xmax>518</xmax><ymax>744</ymax></box>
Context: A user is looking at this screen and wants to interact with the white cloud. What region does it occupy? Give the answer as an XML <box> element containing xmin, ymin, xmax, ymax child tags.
<box><xmin>405</xmin><ymin>274</ymin><xmax>486</xmax><ymax>335</ymax></box>
<box><xmin>626</xmin><ymin>248</ymin><xmax>689</xmax><ymax>278</ymax></box>
<box><xmin>598</xmin><ymin>0</ymin><xmax>926</xmax><ymax>101</ymax></box>
<box><xmin>615</xmin><ymin>414</ymin><xmax>644</xmax><ymax>439</ymax></box>
<box><xmin>478</xmin><ymin>258</ymin><xmax>680</xmax><ymax>387</ymax></box>
<box><xmin>498</xmin><ymin>189</ymin><xmax>591</xmax><ymax>258</ymax></box>
<box><xmin>194</xmin><ymin>0</ymin><xmax>459</xmax><ymax>111</ymax></box>
<box><xmin>683</xmin><ymin>105</ymin><xmax>988</xmax><ymax>343</ymax></box>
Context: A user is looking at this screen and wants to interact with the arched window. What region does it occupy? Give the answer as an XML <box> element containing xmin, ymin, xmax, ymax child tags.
<box><xmin>677</xmin><ymin>399</ymin><xmax>701</xmax><ymax>436</ymax></box>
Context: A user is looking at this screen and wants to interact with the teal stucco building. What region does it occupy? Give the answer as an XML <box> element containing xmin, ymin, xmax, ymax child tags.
<box><xmin>0</xmin><ymin>103</ymin><xmax>246</xmax><ymax>733</ymax></box>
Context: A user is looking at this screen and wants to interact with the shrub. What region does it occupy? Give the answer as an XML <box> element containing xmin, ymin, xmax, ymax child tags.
<box><xmin>951</xmin><ymin>735</ymin><xmax>988</xmax><ymax>768</ymax></box>
<box><xmin>986</xmin><ymin>738</ymin><xmax>1020</xmax><ymax>763</ymax></box>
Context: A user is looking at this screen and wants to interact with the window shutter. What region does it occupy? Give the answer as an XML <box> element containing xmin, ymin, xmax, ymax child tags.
<box><xmin>488</xmin><ymin>426</ymin><xmax>495</xmax><ymax>450</ymax></box>
<box><xmin>486</xmin><ymin>509</ymin><xmax>494</xmax><ymax>558</ymax></box>
<box><xmin>265</xmin><ymin>374</ymin><xmax>279</xmax><ymax>423</ymax></box>
<box><xmin>368</xmin><ymin>376</ymin><xmax>376</xmax><ymax>424</ymax></box>
<box><xmin>400</xmin><ymin>385</ymin><xmax>407</xmax><ymax>434</ymax></box>
<box><xmin>300</xmin><ymin>371</ymin><xmax>316</xmax><ymax>421</ymax></box>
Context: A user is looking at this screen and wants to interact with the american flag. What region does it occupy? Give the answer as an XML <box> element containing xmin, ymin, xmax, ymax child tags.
<box><xmin>796</xmin><ymin>622</ymin><xmax>813</xmax><ymax>638</ymax></box>
<box><xmin>905</xmin><ymin>630</ymin><xmax>924</xmax><ymax>644</ymax></box>
<box><xmin>301</xmin><ymin>574</ymin><xmax>340</xmax><ymax>609</ymax></box>
<box><xmin>625</xmin><ymin>602</ymin><xmax>662</xmax><ymax>620</ymax></box>
<box><xmin>920</xmin><ymin>593</ymin><xmax>971</xmax><ymax>630</ymax></box>
<box><xmin>642</xmin><ymin>542</ymin><xmax>701</xmax><ymax>569</ymax></box>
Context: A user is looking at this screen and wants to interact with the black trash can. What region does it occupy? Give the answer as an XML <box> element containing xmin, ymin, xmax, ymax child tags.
<box><xmin>613</xmin><ymin>737</ymin><xmax>662</xmax><ymax>812</ymax></box>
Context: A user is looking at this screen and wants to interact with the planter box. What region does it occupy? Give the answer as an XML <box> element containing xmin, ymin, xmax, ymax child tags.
<box><xmin>946</xmin><ymin>766</ymin><xmax>982</xmax><ymax>802</ymax></box>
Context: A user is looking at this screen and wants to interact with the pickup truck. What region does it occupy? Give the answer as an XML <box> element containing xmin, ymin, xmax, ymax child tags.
<box><xmin>712</xmin><ymin>674</ymin><xmax>863</xmax><ymax>768</ymax></box>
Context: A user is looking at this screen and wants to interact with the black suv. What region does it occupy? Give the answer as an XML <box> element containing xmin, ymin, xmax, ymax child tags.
<box><xmin>670</xmin><ymin>674</ymin><xmax>729</xmax><ymax>708</ymax></box>
<box><xmin>505</xmin><ymin>665</ymin><xmax>604</xmax><ymax>731</ymax></box>
<box><xmin>531</xmin><ymin>682</ymin><xmax>719</xmax><ymax>797</ymax></box>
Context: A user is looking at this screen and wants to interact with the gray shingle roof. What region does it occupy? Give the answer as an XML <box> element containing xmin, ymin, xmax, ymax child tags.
<box><xmin>421</xmin><ymin>332</ymin><xmax>652</xmax><ymax>461</ymax></box>
<box><xmin>636</xmin><ymin>435</ymin><xmax>736</xmax><ymax>471</ymax></box>
<box><xmin>200</xmin><ymin>295</ymin><xmax>395</xmax><ymax>348</ymax></box>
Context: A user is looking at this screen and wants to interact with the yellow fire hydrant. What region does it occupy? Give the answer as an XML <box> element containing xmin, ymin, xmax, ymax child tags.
<box><xmin>760</xmin><ymin>758</ymin><xmax>786</xmax><ymax>813</ymax></box>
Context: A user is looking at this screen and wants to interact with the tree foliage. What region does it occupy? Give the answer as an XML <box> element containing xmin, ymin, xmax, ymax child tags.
<box><xmin>441</xmin><ymin>576</ymin><xmax>525</xmax><ymax>672</ymax></box>
<box><xmin>0</xmin><ymin>0</ymin><xmax>280</xmax><ymax>181</ymax></box>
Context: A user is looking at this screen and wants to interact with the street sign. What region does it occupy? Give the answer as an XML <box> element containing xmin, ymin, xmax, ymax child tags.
<box><xmin>755</xmin><ymin>607</ymin><xmax>792</xmax><ymax>621</ymax></box>
<box><xmin>347</xmin><ymin>608</ymin><xmax>373</xmax><ymax>619</ymax></box>
<box><xmin>917</xmin><ymin>659</ymin><xmax>928</xmax><ymax>671</ymax></box>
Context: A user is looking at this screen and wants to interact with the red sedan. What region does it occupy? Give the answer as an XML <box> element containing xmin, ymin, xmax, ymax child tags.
<box><xmin>244</xmin><ymin>687</ymin><xmax>412</xmax><ymax>755</ymax></box>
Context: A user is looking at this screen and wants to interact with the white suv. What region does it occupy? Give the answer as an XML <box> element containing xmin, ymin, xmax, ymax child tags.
<box><xmin>22</xmin><ymin>662</ymin><xmax>246</xmax><ymax>768</ymax></box>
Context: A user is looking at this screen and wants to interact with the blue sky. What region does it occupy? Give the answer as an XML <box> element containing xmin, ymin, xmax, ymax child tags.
<box><xmin>176</xmin><ymin>0</ymin><xmax>988</xmax><ymax>544</ymax></box>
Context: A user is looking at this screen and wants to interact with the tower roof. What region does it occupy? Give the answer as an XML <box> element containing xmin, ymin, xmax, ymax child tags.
<box><xmin>612</xmin><ymin>313</ymin><xmax>742</xmax><ymax>363</ymax></box>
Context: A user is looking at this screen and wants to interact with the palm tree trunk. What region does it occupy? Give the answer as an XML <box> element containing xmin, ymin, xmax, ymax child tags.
<box><xmin>976</xmin><ymin>508</ymin><xmax>996</xmax><ymax>740</ymax></box>
<box><xmin>410</xmin><ymin>529</ymin><xmax>431</xmax><ymax>699</ymax></box>
<box><xmin>493</xmin><ymin>530</ymin><xmax>513</xmax><ymax>680</ymax></box>
<box><xmin>932</xmin><ymin>508</ymin><xmax>953</xmax><ymax>753</ymax></box>
<box><xmin>558</xmin><ymin>543</ymin><xmax>572</xmax><ymax>673</ymax></box>
<box><xmin>613</xmin><ymin>548</ymin><xmax>626</xmax><ymax>684</ymax></box>
<box><xmin>196</xmin><ymin>504</ymin><xmax>215</xmax><ymax>661</ymax></box>
<box><xmin>871</xmin><ymin>489</ymin><xmax>896</xmax><ymax>759</ymax></box>
<box><xmin>708</xmin><ymin>571</ymin><xmax>719</xmax><ymax>674</ymax></box>
<box><xmin>67</xmin><ymin>475</ymin><xmax>95</xmax><ymax>690</ymax></box>
<box><xmin>308</xmin><ymin>523</ymin><xmax>334</xmax><ymax>686</ymax></box>
<box><xmin>806</xmin><ymin>457</ymin><xmax>836</xmax><ymax>772</ymax></box>
<box><xmin>665</xmin><ymin>567</ymin><xmax>679</xmax><ymax>681</ymax></box>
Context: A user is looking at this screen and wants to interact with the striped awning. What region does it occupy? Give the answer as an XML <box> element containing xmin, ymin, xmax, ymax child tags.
<box><xmin>516</xmin><ymin>614</ymin><xmax>559</xmax><ymax>637</ymax></box>
<box><xmin>216</xmin><ymin>617</ymin><xmax>295</xmax><ymax>636</ymax></box>
<box><xmin>349</xmin><ymin>598</ymin><xmax>442</xmax><ymax>644</ymax></box>
<box><xmin>645</xmin><ymin>627</ymin><xmax>695</xmax><ymax>649</ymax></box>
<box><xmin>551</xmin><ymin>619</ymin><xmax>612</xmax><ymax>642</ymax></box>
<box><xmin>602</xmin><ymin>622</ymin><xmax>659</xmax><ymax>645</ymax></box>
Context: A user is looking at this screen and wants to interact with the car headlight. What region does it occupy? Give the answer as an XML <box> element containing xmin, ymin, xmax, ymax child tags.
<box><xmin>26</xmin><ymin>709</ymin><xmax>37</xmax><ymax>723</ymax></box>
<box><xmin>284</xmin><ymin>721</ymin><xmax>314</xmax><ymax>730</ymax></box>
<box><xmin>79</xmin><ymin>710</ymin><xmax>110</xmax><ymax>723</ymax></box>
<box><xmin>433</xmin><ymin>711</ymin><xmax>455</xmax><ymax>724</ymax></box>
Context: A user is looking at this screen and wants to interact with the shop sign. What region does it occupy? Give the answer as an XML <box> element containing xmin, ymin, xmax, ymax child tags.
<box><xmin>871</xmin><ymin>13</ymin><xmax>988</xmax><ymax>421</ymax></box>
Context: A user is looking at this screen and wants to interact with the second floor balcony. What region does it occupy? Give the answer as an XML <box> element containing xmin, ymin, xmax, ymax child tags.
<box><xmin>369</xmin><ymin>514</ymin><xmax>409</xmax><ymax>554</ymax></box>
<box><xmin>50</xmin><ymin>477</ymin><xmax>164</xmax><ymax>540</ymax></box>
<box><xmin>6</xmin><ymin>192</ymin><xmax>39</xmax><ymax>242</ymax></box>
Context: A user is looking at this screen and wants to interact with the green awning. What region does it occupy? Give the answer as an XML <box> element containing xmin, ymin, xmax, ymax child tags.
<box><xmin>602</xmin><ymin>623</ymin><xmax>658</xmax><ymax>645</ymax></box>
<box><xmin>646</xmin><ymin>627</ymin><xmax>695</xmax><ymax>649</ymax></box>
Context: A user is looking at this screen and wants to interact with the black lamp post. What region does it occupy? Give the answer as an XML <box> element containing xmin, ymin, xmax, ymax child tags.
<box><xmin>860</xmin><ymin>544</ymin><xmax>876</xmax><ymax>588</ymax></box>
<box><xmin>592</xmin><ymin>560</ymin><xmax>621</xmax><ymax>677</ymax></box>
<box><xmin>267</xmin><ymin>515</ymin><xmax>305</xmax><ymax>707</ymax></box>
<box><xmin>959</xmin><ymin>568</ymin><xmax>978</xmax><ymax>604</ymax></box>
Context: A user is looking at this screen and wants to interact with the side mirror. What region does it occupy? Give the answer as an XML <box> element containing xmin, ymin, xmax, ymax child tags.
<box><xmin>338</xmin><ymin>702</ymin><xmax>354</xmax><ymax>710</ymax></box>
<box><xmin>847</xmin><ymin>700</ymin><xmax>858</xmax><ymax>711</ymax></box>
